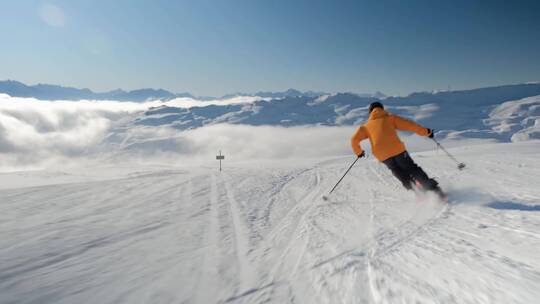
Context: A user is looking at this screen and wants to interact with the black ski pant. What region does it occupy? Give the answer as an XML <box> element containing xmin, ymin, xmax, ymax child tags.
<box><xmin>382</xmin><ymin>151</ymin><xmax>438</xmax><ymax>191</ymax></box>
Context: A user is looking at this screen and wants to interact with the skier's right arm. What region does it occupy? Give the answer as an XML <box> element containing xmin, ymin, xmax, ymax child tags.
<box><xmin>351</xmin><ymin>126</ymin><xmax>368</xmax><ymax>156</ymax></box>
<box><xmin>391</xmin><ymin>115</ymin><xmax>431</xmax><ymax>136</ymax></box>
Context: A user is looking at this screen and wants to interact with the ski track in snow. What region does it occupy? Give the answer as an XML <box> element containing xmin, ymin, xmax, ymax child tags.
<box><xmin>1</xmin><ymin>142</ymin><xmax>540</xmax><ymax>303</ymax></box>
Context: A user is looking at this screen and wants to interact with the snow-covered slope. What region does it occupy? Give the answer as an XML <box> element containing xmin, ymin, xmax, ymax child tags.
<box><xmin>2</xmin><ymin>141</ymin><xmax>540</xmax><ymax>303</ymax></box>
<box><xmin>484</xmin><ymin>95</ymin><xmax>540</xmax><ymax>141</ymax></box>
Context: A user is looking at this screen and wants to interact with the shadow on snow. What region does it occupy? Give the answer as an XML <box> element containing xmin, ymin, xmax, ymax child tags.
<box><xmin>485</xmin><ymin>201</ymin><xmax>540</xmax><ymax>212</ymax></box>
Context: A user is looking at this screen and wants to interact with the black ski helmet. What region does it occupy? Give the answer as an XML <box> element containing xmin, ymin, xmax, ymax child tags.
<box><xmin>369</xmin><ymin>102</ymin><xmax>384</xmax><ymax>113</ymax></box>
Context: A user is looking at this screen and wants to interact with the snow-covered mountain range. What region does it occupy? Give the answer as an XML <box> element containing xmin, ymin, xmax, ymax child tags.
<box><xmin>0</xmin><ymin>80</ymin><xmax>180</xmax><ymax>101</ymax></box>
<box><xmin>0</xmin><ymin>80</ymin><xmax>343</xmax><ymax>102</ymax></box>
<box><xmin>4</xmin><ymin>79</ymin><xmax>538</xmax><ymax>144</ymax></box>
<box><xmin>134</xmin><ymin>83</ymin><xmax>540</xmax><ymax>142</ymax></box>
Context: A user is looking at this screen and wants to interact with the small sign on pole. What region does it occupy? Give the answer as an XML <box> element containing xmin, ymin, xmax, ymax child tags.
<box><xmin>216</xmin><ymin>150</ymin><xmax>225</xmax><ymax>171</ymax></box>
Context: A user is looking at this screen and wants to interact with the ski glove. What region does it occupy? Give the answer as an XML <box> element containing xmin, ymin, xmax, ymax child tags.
<box><xmin>427</xmin><ymin>128</ymin><xmax>434</xmax><ymax>138</ymax></box>
<box><xmin>357</xmin><ymin>151</ymin><xmax>366</xmax><ymax>158</ymax></box>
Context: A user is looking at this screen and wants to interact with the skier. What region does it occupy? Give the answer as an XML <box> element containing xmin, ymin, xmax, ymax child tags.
<box><xmin>351</xmin><ymin>102</ymin><xmax>446</xmax><ymax>199</ymax></box>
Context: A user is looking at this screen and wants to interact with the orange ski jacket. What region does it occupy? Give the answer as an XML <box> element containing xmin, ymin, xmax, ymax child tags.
<box><xmin>350</xmin><ymin>108</ymin><xmax>432</xmax><ymax>161</ymax></box>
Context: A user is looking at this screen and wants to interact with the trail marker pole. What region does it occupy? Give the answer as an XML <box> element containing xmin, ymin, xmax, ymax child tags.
<box><xmin>216</xmin><ymin>150</ymin><xmax>225</xmax><ymax>171</ymax></box>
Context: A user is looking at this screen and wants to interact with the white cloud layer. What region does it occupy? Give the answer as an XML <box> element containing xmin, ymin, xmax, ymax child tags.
<box><xmin>0</xmin><ymin>95</ymin><xmax>143</xmax><ymax>170</ymax></box>
<box><xmin>0</xmin><ymin>94</ymin><xmax>476</xmax><ymax>171</ymax></box>
<box><xmin>0</xmin><ymin>94</ymin><xmax>355</xmax><ymax>170</ymax></box>
<box><xmin>108</xmin><ymin>124</ymin><xmax>357</xmax><ymax>162</ymax></box>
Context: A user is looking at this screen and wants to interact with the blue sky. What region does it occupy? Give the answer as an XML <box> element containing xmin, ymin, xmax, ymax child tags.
<box><xmin>1</xmin><ymin>0</ymin><xmax>539</xmax><ymax>96</ymax></box>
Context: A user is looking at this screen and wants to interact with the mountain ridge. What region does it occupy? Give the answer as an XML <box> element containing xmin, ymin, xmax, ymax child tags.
<box><xmin>0</xmin><ymin>80</ymin><xmax>351</xmax><ymax>102</ymax></box>
<box><xmin>132</xmin><ymin>82</ymin><xmax>540</xmax><ymax>142</ymax></box>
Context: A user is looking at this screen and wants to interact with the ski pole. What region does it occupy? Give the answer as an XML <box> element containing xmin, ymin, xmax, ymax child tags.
<box><xmin>322</xmin><ymin>155</ymin><xmax>361</xmax><ymax>201</ymax></box>
<box><xmin>431</xmin><ymin>138</ymin><xmax>466</xmax><ymax>170</ymax></box>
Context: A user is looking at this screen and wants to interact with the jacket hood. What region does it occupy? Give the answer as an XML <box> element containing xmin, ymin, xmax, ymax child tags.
<box><xmin>368</xmin><ymin>107</ymin><xmax>388</xmax><ymax>120</ymax></box>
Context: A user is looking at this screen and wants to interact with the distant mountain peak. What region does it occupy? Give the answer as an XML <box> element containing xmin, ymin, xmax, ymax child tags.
<box><xmin>0</xmin><ymin>80</ymin><xmax>332</xmax><ymax>102</ymax></box>
<box><xmin>106</xmin><ymin>89</ymin><xmax>126</xmax><ymax>94</ymax></box>
<box><xmin>0</xmin><ymin>80</ymin><xmax>180</xmax><ymax>102</ymax></box>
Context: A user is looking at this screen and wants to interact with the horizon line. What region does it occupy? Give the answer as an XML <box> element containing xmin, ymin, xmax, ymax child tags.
<box><xmin>1</xmin><ymin>78</ymin><xmax>539</xmax><ymax>100</ymax></box>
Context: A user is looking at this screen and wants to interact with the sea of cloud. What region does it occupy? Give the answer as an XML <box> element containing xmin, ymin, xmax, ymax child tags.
<box><xmin>0</xmin><ymin>94</ymin><xmax>345</xmax><ymax>170</ymax></box>
<box><xmin>0</xmin><ymin>94</ymin><xmax>484</xmax><ymax>172</ymax></box>
<box><xmin>0</xmin><ymin>95</ymin><xmax>146</xmax><ymax>170</ymax></box>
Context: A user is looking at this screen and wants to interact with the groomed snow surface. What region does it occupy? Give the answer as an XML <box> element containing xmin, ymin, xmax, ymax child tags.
<box><xmin>1</xmin><ymin>141</ymin><xmax>540</xmax><ymax>304</ymax></box>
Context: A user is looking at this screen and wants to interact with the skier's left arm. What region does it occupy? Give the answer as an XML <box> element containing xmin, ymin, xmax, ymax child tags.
<box><xmin>351</xmin><ymin>125</ymin><xmax>368</xmax><ymax>156</ymax></box>
<box><xmin>391</xmin><ymin>115</ymin><xmax>432</xmax><ymax>137</ymax></box>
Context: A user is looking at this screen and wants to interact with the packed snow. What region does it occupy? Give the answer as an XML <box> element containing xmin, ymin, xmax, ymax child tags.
<box><xmin>1</xmin><ymin>140</ymin><xmax>540</xmax><ymax>303</ymax></box>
